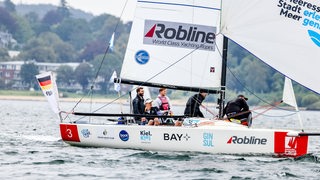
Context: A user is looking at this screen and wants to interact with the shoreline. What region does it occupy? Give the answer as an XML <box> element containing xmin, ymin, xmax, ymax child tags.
<box><xmin>1</xmin><ymin>95</ymin><xmax>316</xmax><ymax>111</ymax></box>
<box><xmin>0</xmin><ymin>95</ymin><xmax>190</xmax><ymax>106</ymax></box>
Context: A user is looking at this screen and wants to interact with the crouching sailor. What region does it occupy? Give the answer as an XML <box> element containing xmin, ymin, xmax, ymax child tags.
<box><xmin>223</xmin><ymin>95</ymin><xmax>252</xmax><ymax>127</ymax></box>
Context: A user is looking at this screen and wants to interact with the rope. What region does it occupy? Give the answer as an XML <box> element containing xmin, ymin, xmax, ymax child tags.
<box><xmin>88</xmin><ymin>44</ymin><xmax>204</xmax><ymax>114</ymax></box>
<box><xmin>201</xmin><ymin>104</ymin><xmax>217</xmax><ymax>117</ymax></box>
<box><xmin>251</xmin><ymin>111</ymin><xmax>298</xmax><ymax>118</ymax></box>
<box><xmin>68</xmin><ymin>0</ymin><xmax>130</xmax><ymax>114</ymax></box>
<box><xmin>252</xmin><ymin>101</ymin><xmax>283</xmax><ymax>119</ymax></box>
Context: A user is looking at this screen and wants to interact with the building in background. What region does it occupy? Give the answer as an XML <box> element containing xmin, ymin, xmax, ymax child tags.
<box><xmin>0</xmin><ymin>31</ymin><xmax>17</xmax><ymax>49</ymax></box>
<box><xmin>0</xmin><ymin>61</ymin><xmax>79</xmax><ymax>90</ymax></box>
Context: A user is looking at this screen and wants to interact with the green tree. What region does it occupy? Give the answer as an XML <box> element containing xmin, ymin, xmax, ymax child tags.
<box><xmin>89</xmin><ymin>14</ymin><xmax>110</xmax><ymax>32</ymax></box>
<box><xmin>0</xmin><ymin>48</ymin><xmax>10</xmax><ymax>62</ymax></box>
<box><xmin>0</xmin><ymin>78</ymin><xmax>6</xmax><ymax>89</ymax></box>
<box><xmin>53</xmin><ymin>42</ymin><xmax>76</xmax><ymax>62</ymax></box>
<box><xmin>57</xmin><ymin>0</ymin><xmax>70</xmax><ymax>19</ymax></box>
<box><xmin>79</xmin><ymin>40</ymin><xmax>106</xmax><ymax>61</ymax></box>
<box><xmin>91</xmin><ymin>53</ymin><xmax>122</xmax><ymax>93</ymax></box>
<box><xmin>301</xmin><ymin>94</ymin><xmax>319</xmax><ymax>107</ymax></box>
<box><xmin>56</xmin><ymin>65</ymin><xmax>74</xmax><ymax>85</ymax></box>
<box><xmin>74</xmin><ymin>63</ymin><xmax>93</xmax><ymax>90</ymax></box>
<box><xmin>270</xmin><ymin>73</ymin><xmax>284</xmax><ymax>93</ymax></box>
<box><xmin>0</xmin><ymin>7</ymin><xmax>17</xmax><ymax>33</ymax></box>
<box><xmin>20</xmin><ymin>62</ymin><xmax>39</xmax><ymax>89</ymax></box>
<box><xmin>19</xmin><ymin>32</ymin><xmax>76</xmax><ymax>62</ymax></box>
<box><xmin>4</xmin><ymin>0</ymin><xmax>15</xmax><ymax>13</ymax></box>
<box><xmin>42</xmin><ymin>10</ymin><xmax>63</xmax><ymax>26</ymax></box>
<box><xmin>54</xmin><ymin>18</ymin><xmax>92</xmax><ymax>50</ymax></box>
<box><xmin>19</xmin><ymin>46</ymin><xmax>57</xmax><ymax>62</ymax></box>
<box><xmin>12</xmin><ymin>14</ymin><xmax>34</xmax><ymax>44</ymax></box>
<box><xmin>95</xmin><ymin>16</ymin><xmax>118</xmax><ymax>42</ymax></box>
<box><xmin>242</xmin><ymin>57</ymin><xmax>270</xmax><ymax>93</ymax></box>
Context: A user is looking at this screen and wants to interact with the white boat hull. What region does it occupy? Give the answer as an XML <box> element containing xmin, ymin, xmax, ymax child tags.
<box><xmin>59</xmin><ymin>119</ymin><xmax>308</xmax><ymax>157</ymax></box>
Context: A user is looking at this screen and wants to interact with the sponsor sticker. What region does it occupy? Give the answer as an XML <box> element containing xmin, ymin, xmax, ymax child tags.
<box><xmin>97</xmin><ymin>129</ymin><xmax>115</xmax><ymax>140</ymax></box>
<box><xmin>140</xmin><ymin>130</ymin><xmax>152</xmax><ymax>143</ymax></box>
<box><xmin>135</xmin><ymin>50</ymin><xmax>149</xmax><ymax>64</ymax></box>
<box><xmin>203</xmin><ymin>132</ymin><xmax>214</xmax><ymax>147</ymax></box>
<box><xmin>277</xmin><ymin>0</ymin><xmax>320</xmax><ymax>47</ymax></box>
<box><xmin>163</xmin><ymin>133</ymin><xmax>190</xmax><ymax>141</ymax></box>
<box><xmin>143</xmin><ymin>20</ymin><xmax>217</xmax><ymax>51</ymax></box>
<box><xmin>119</xmin><ymin>130</ymin><xmax>129</xmax><ymax>141</ymax></box>
<box><xmin>81</xmin><ymin>129</ymin><xmax>91</xmax><ymax>138</ymax></box>
<box><xmin>227</xmin><ymin>136</ymin><xmax>267</xmax><ymax>145</ymax></box>
<box><xmin>284</xmin><ymin>136</ymin><xmax>298</xmax><ymax>156</ymax></box>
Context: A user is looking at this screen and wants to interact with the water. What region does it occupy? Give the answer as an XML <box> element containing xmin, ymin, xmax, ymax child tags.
<box><xmin>1</xmin><ymin>99</ymin><xmax>320</xmax><ymax>179</ymax></box>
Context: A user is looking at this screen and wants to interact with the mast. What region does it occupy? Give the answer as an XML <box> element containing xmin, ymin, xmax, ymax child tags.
<box><xmin>218</xmin><ymin>36</ymin><xmax>228</xmax><ymax>118</ymax></box>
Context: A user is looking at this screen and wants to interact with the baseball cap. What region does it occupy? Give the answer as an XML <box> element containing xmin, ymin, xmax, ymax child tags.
<box><xmin>238</xmin><ymin>94</ymin><xmax>248</xmax><ymax>100</ymax></box>
<box><xmin>144</xmin><ymin>98</ymin><xmax>153</xmax><ymax>104</ymax></box>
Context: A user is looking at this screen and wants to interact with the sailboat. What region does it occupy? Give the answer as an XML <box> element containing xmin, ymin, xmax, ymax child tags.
<box><xmin>36</xmin><ymin>0</ymin><xmax>320</xmax><ymax>157</ymax></box>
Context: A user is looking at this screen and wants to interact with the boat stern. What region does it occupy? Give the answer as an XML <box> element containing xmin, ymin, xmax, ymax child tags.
<box><xmin>274</xmin><ymin>131</ymin><xmax>308</xmax><ymax>157</ymax></box>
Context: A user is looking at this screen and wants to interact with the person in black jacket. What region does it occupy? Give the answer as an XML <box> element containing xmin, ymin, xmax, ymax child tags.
<box><xmin>132</xmin><ymin>87</ymin><xmax>146</xmax><ymax>124</ymax></box>
<box><xmin>184</xmin><ymin>90</ymin><xmax>208</xmax><ymax>117</ymax></box>
<box><xmin>223</xmin><ymin>94</ymin><xmax>251</xmax><ymax>123</ymax></box>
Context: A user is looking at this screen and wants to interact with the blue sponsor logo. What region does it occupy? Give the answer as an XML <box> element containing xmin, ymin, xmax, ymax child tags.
<box><xmin>119</xmin><ymin>130</ymin><xmax>129</xmax><ymax>141</ymax></box>
<box><xmin>81</xmin><ymin>129</ymin><xmax>91</xmax><ymax>138</ymax></box>
<box><xmin>140</xmin><ymin>130</ymin><xmax>152</xmax><ymax>142</ymax></box>
<box><xmin>308</xmin><ymin>30</ymin><xmax>320</xmax><ymax>47</ymax></box>
<box><xmin>302</xmin><ymin>10</ymin><xmax>320</xmax><ymax>47</ymax></box>
<box><xmin>135</xmin><ymin>50</ymin><xmax>149</xmax><ymax>64</ymax></box>
<box><xmin>203</xmin><ymin>132</ymin><xmax>213</xmax><ymax>147</ymax></box>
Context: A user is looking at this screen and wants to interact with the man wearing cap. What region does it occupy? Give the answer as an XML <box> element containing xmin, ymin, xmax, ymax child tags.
<box><xmin>223</xmin><ymin>95</ymin><xmax>251</xmax><ymax>124</ymax></box>
<box><xmin>143</xmin><ymin>98</ymin><xmax>161</xmax><ymax>126</ymax></box>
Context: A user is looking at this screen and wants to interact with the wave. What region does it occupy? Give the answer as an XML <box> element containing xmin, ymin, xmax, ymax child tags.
<box><xmin>20</xmin><ymin>135</ymin><xmax>61</xmax><ymax>142</ymax></box>
<box><xmin>294</xmin><ymin>153</ymin><xmax>320</xmax><ymax>163</ymax></box>
<box><xmin>126</xmin><ymin>151</ymin><xmax>192</xmax><ymax>161</ymax></box>
<box><xmin>32</xmin><ymin>159</ymin><xmax>67</xmax><ymax>165</ymax></box>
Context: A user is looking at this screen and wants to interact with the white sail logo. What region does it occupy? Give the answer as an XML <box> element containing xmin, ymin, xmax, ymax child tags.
<box><xmin>285</xmin><ymin>137</ymin><xmax>298</xmax><ymax>156</ymax></box>
<box><xmin>143</xmin><ymin>20</ymin><xmax>216</xmax><ymax>51</ymax></box>
<box><xmin>135</xmin><ymin>50</ymin><xmax>149</xmax><ymax>64</ymax></box>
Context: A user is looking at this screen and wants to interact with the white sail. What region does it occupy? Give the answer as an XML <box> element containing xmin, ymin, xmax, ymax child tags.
<box><xmin>120</xmin><ymin>0</ymin><xmax>223</xmax><ymax>89</ymax></box>
<box><xmin>221</xmin><ymin>0</ymin><xmax>320</xmax><ymax>94</ymax></box>
<box><xmin>282</xmin><ymin>77</ymin><xmax>304</xmax><ymax>129</ymax></box>
<box><xmin>283</xmin><ymin>77</ymin><xmax>298</xmax><ymax>109</ymax></box>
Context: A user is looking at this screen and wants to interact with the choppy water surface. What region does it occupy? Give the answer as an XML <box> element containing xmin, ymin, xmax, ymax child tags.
<box><xmin>1</xmin><ymin>99</ymin><xmax>320</xmax><ymax>179</ymax></box>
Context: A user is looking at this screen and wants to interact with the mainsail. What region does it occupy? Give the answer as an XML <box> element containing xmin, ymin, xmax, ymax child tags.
<box><xmin>120</xmin><ymin>0</ymin><xmax>223</xmax><ymax>90</ymax></box>
<box><xmin>221</xmin><ymin>0</ymin><xmax>320</xmax><ymax>94</ymax></box>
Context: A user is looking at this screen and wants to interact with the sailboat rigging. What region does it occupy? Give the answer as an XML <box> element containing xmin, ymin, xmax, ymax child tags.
<box><xmin>37</xmin><ymin>0</ymin><xmax>320</xmax><ymax>157</ymax></box>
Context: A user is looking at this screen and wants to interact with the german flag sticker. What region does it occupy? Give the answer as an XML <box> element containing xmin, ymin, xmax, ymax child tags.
<box><xmin>38</xmin><ymin>75</ymin><xmax>52</xmax><ymax>90</ymax></box>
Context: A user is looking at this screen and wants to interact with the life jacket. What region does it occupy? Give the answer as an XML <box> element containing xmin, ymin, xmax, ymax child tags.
<box><xmin>158</xmin><ymin>96</ymin><xmax>169</xmax><ymax>110</ymax></box>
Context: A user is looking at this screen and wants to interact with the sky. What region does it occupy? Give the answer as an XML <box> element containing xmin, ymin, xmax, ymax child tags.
<box><xmin>10</xmin><ymin>0</ymin><xmax>136</xmax><ymax>22</ymax></box>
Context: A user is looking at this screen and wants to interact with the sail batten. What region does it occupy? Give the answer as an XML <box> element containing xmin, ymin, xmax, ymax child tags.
<box><xmin>138</xmin><ymin>0</ymin><xmax>221</xmax><ymax>11</ymax></box>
